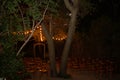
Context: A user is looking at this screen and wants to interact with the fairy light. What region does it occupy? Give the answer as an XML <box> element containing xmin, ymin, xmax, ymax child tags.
<box><xmin>12</xmin><ymin>25</ymin><xmax>67</xmax><ymax>41</ymax></box>
<box><xmin>39</xmin><ymin>26</ymin><xmax>44</xmax><ymax>42</ymax></box>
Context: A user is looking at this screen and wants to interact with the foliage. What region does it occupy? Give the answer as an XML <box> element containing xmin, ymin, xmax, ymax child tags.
<box><xmin>0</xmin><ymin>0</ymin><xmax>58</xmax><ymax>32</ymax></box>
<box><xmin>0</xmin><ymin>32</ymin><xmax>26</xmax><ymax>80</ymax></box>
<box><xmin>0</xmin><ymin>0</ymin><xmax>58</xmax><ymax>51</ymax></box>
<box><xmin>0</xmin><ymin>0</ymin><xmax>58</xmax><ymax>78</ymax></box>
<box><xmin>0</xmin><ymin>50</ymin><xmax>26</xmax><ymax>80</ymax></box>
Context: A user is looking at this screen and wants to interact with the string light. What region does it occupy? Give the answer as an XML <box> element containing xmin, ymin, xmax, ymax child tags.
<box><xmin>39</xmin><ymin>25</ymin><xmax>45</xmax><ymax>42</ymax></box>
<box><xmin>12</xmin><ymin>25</ymin><xmax>67</xmax><ymax>41</ymax></box>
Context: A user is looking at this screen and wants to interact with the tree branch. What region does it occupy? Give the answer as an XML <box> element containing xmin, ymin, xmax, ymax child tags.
<box><xmin>32</xmin><ymin>20</ymin><xmax>35</xmax><ymax>29</ymax></box>
<box><xmin>64</xmin><ymin>0</ymin><xmax>73</xmax><ymax>12</ymax></box>
<box><xmin>17</xmin><ymin>3</ymin><xmax>26</xmax><ymax>31</ymax></box>
<box><xmin>16</xmin><ymin>0</ymin><xmax>50</xmax><ymax>56</ymax></box>
<box><xmin>73</xmin><ymin>0</ymin><xmax>79</xmax><ymax>8</ymax></box>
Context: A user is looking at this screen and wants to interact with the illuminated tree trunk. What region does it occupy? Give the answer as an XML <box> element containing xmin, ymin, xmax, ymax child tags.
<box><xmin>41</xmin><ymin>24</ymin><xmax>57</xmax><ymax>77</ymax></box>
<box><xmin>59</xmin><ymin>0</ymin><xmax>79</xmax><ymax>77</ymax></box>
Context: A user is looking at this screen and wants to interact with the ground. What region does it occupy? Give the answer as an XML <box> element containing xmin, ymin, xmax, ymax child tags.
<box><xmin>23</xmin><ymin>58</ymin><xmax>120</xmax><ymax>80</ymax></box>
<box><xmin>26</xmin><ymin>68</ymin><xmax>120</xmax><ymax>80</ymax></box>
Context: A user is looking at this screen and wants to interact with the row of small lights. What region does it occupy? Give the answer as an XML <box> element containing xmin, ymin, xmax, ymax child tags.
<box><xmin>12</xmin><ymin>26</ymin><xmax>67</xmax><ymax>41</ymax></box>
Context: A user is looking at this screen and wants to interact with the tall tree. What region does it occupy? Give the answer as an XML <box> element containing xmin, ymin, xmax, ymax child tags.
<box><xmin>59</xmin><ymin>0</ymin><xmax>94</xmax><ymax>77</ymax></box>
<box><xmin>59</xmin><ymin>0</ymin><xmax>79</xmax><ymax>77</ymax></box>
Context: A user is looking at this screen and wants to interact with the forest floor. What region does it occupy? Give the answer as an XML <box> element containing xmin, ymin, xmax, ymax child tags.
<box><xmin>24</xmin><ymin>58</ymin><xmax>120</xmax><ymax>80</ymax></box>
<box><xmin>26</xmin><ymin>68</ymin><xmax>120</xmax><ymax>80</ymax></box>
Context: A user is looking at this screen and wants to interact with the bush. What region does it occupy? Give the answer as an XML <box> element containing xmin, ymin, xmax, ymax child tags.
<box><xmin>0</xmin><ymin>50</ymin><xmax>26</xmax><ymax>80</ymax></box>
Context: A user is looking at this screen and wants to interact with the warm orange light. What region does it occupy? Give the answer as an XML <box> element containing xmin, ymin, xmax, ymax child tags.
<box><xmin>12</xmin><ymin>25</ymin><xmax>67</xmax><ymax>41</ymax></box>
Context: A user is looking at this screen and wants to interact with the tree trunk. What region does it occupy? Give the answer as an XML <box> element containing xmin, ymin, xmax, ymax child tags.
<box><xmin>59</xmin><ymin>10</ymin><xmax>78</xmax><ymax>77</ymax></box>
<box><xmin>41</xmin><ymin>23</ymin><xmax>57</xmax><ymax>77</ymax></box>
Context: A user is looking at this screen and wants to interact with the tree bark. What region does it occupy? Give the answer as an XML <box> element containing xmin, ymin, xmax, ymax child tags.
<box><xmin>59</xmin><ymin>0</ymin><xmax>79</xmax><ymax>77</ymax></box>
<box><xmin>41</xmin><ymin>23</ymin><xmax>57</xmax><ymax>77</ymax></box>
<box><xmin>59</xmin><ymin>10</ymin><xmax>78</xmax><ymax>77</ymax></box>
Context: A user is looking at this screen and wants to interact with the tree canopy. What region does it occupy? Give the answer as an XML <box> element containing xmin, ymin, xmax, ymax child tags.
<box><xmin>0</xmin><ymin>0</ymin><xmax>58</xmax><ymax>49</ymax></box>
